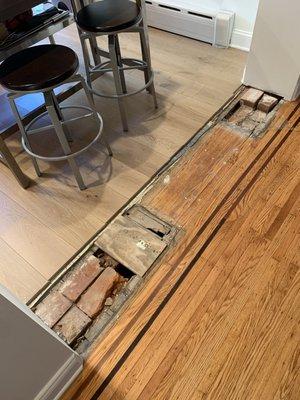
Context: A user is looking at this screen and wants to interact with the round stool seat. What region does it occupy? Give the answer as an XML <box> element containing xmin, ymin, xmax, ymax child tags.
<box><xmin>0</xmin><ymin>45</ymin><xmax>79</xmax><ymax>92</ymax></box>
<box><xmin>76</xmin><ymin>0</ymin><xmax>141</xmax><ymax>33</ymax></box>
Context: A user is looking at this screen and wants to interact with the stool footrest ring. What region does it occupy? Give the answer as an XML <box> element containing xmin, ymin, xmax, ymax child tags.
<box><xmin>89</xmin><ymin>70</ymin><xmax>154</xmax><ymax>99</ymax></box>
<box><xmin>22</xmin><ymin>106</ymin><xmax>104</xmax><ymax>162</ymax></box>
<box><xmin>91</xmin><ymin>58</ymin><xmax>147</xmax><ymax>74</ymax></box>
<box><xmin>87</xmin><ymin>56</ymin><xmax>154</xmax><ymax>99</ymax></box>
<box><xmin>25</xmin><ymin>108</ymin><xmax>94</xmax><ymax>135</ymax></box>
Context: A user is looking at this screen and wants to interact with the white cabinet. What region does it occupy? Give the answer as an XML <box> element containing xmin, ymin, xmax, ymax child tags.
<box><xmin>243</xmin><ymin>0</ymin><xmax>300</xmax><ymax>100</ymax></box>
<box><xmin>0</xmin><ymin>285</ymin><xmax>83</xmax><ymax>400</ymax></box>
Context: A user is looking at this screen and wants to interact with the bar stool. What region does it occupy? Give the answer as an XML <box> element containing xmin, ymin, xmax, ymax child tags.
<box><xmin>0</xmin><ymin>44</ymin><xmax>112</xmax><ymax>190</ymax></box>
<box><xmin>72</xmin><ymin>0</ymin><xmax>158</xmax><ymax>132</ymax></box>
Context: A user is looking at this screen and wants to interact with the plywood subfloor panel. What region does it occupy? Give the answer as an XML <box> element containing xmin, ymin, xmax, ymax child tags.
<box><xmin>62</xmin><ymin>99</ymin><xmax>300</xmax><ymax>400</ymax></box>
<box><xmin>0</xmin><ymin>26</ymin><xmax>246</xmax><ymax>302</ymax></box>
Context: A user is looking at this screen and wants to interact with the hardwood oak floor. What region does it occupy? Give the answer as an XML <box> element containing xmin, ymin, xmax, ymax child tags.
<box><xmin>62</xmin><ymin>99</ymin><xmax>300</xmax><ymax>400</ymax></box>
<box><xmin>0</xmin><ymin>26</ymin><xmax>246</xmax><ymax>302</ymax></box>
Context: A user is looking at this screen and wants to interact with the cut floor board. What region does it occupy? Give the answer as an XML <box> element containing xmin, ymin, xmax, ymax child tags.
<box><xmin>95</xmin><ymin>212</ymin><xmax>172</xmax><ymax>276</ymax></box>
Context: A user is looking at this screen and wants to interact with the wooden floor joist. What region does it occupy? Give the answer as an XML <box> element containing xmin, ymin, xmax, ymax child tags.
<box><xmin>62</xmin><ymin>98</ymin><xmax>300</xmax><ymax>400</ymax></box>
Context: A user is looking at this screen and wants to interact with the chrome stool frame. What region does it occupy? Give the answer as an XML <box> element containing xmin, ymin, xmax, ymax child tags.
<box><xmin>8</xmin><ymin>74</ymin><xmax>112</xmax><ymax>190</ymax></box>
<box><xmin>72</xmin><ymin>0</ymin><xmax>158</xmax><ymax>132</ymax></box>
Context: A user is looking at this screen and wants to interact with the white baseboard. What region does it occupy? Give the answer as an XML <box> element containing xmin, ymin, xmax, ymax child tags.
<box><xmin>230</xmin><ymin>29</ymin><xmax>252</xmax><ymax>51</ymax></box>
<box><xmin>37</xmin><ymin>354</ymin><xmax>83</xmax><ymax>400</ymax></box>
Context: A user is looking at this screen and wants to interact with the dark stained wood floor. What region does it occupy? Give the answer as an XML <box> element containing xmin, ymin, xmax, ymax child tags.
<box><xmin>62</xmin><ymin>98</ymin><xmax>300</xmax><ymax>399</ymax></box>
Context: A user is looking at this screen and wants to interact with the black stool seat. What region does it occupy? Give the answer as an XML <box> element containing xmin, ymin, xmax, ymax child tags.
<box><xmin>0</xmin><ymin>45</ymin><xmax>79</xmax><ymax>92</ymax></box>
<box><xmin>76</xmin><ymin>0</ymin><xmax>141</xmax><ymax>33</ymax></box>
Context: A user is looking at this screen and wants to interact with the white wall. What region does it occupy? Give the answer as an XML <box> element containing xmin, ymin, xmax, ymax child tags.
<box><xmin>221</xmin><ymin>0</ymin><xmax>260</xmax><ymax>50</ymax></box>
<box><xmin>243</xmin><ymin>0</ymin><xmax>300</xmax><ymax>100</ymax></box>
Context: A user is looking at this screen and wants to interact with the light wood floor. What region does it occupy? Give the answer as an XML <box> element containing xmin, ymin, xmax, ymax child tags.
<box><xmin>63</xmin><ymin>98</ymin><xmax>300</xmax><ymax>400</ymax></box>
<box><xmin>0</xmin><ymin>26</ymin><xmax>246</xmax><ymax>303</ymax></box>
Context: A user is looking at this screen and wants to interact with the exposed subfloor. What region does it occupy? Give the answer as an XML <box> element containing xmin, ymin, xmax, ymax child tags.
<box><xmin>62</xmin><ymin>98</ymin><xmax>300</xmax><ymax>400</ymax></box>
<box><xmin>0</xmin><ymin>25</ymin><xmax>246</xmax><ymax>303</ymax></box>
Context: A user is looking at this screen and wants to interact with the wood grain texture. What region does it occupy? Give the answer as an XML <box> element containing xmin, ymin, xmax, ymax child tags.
<box><xmin>0</xmin><ymin>25</ymin><xmax>246</xmax><ymax>303</ymax></box>
<box><xmin>62</xmin><ymin>99</ymin><xmax>300</xmax><ymax>400</ymax></box>
<box><xmin>0</xmin><ymin>237</ymin><xmax>46</xmax><ymax>301</ymax></box>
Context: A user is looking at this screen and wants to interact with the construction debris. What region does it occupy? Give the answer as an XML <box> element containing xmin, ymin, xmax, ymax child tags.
<box><xmin>240</xmin><ymin>88</ymin><xmax>264</xmax><ymax>108</ymax></box>
<box><xmin>257</xmin><ymin>94</ymin><xmax>279</xmax><ymax>113</ymax></box>
<box><xmin>53</xmin><ymin>306</ymin><xmax>91</xmax><ymax>345</ymax></box>
<box><xmin>33</xmin><ymin>251</ymin><xmax>131</xmax><ymax>350</ymax></box>
<box><xmin>225</xmin><ymin>87</ymin><xmax>280</xmax><ymax>136</ymax></box>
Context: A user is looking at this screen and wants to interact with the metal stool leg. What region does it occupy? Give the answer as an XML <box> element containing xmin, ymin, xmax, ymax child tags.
<box><xmin>80</xmin><ymin>33</ymin><xmax>98</xmax><ymax>109</ymax></box>
<box><xmin>115</xmin><ymin>35</ymin><xmax>127</xmax><ymax>94</ymax></box>
<box><xmin>49</xmin><ymin>35</ymin><xmax>55</xmax><ymax>44</ymax></box>
<box><xmin>44</xmin><ymin>91</ymin><xmax>86</xmax><ymax>190</ymax></box>
<box><xmin>108</xmin><ymin>34</ymin><xmax>129</xmax><ymax>132</ymax></box>
<box><xmin>139</xmin><ymin>23</ymin><xmax>158</xmax><ymax>109</ymax></box>
<box><xmin>9</xmin><ymin>97</ymin><xmax>42</xmax><ymax>177</ymax></box>
<box><xmin>139</xmin><ymin>32</ymin><xmax>150</xmax><ymax>94</ymax></box>
<box><xmin>78</xmin><ymin>76</ymin><xmax>113</xmax><ymax>157</ymax></box>
<box><xmin>0</xmin><ymin>136</ymin><xmax>31</xmax><ymax>188</ymax></box>
<box><xmin>80</xmin><ymin>34</ymin><xmax>93</xmax><ymax>88</ymax></box>
<box><xmin>89</xmin><ymin>36</ymin><xmax>101</xmax><ymax>67</ymax></box>
<box><xmin>50</xmin><ymin>91</ymin><xmax>72</xmax><ymax>142</ymax></box>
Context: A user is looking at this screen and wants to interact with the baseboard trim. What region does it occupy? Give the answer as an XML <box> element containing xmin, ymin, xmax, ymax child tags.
<box><xmin>230</xmin><ymin>29</ymin><xmax>252</xmax><ymax>51</ymax></box>
<box><xmin>37</xmin><ymin>354</ymin><xmax>83</xmax><ymax>400</ymax></box>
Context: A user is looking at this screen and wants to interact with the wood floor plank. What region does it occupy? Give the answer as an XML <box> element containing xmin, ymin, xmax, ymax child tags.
<box><xmin>0</xmin><ymin>237</ymin><xmax>47</xmax><ymax>302</ymax></box>
<box><xmin>0</xmin><ymin>165</ymin><xmax>104</xmax><ymax>249</ymax></box>
<box><xmin>143</xmin><ymin>102</ymin><xmax>299</xmax><ymax>222</ymax></box>
<box><xmin>137</xmin><ymin>118</ymin><xmax>300</xmax><ymax>400</ymax></box>
<box><xmin>223</xmin><ymin>268</ymin><xmax>300</xmax><ymax>400</ymax></box>
<box><xmin>189</xmin><ymin>263</ymin><xmax>299</xmax><ymax>400</ymax></box>
<box><xmin>101</xmin><ymin>165</ymin><xmax>288</xmax><ymax>398</ymax></box>
<box><xmin>185</xmin><ymin>221</ymin><xmax>299</xmax><ymax>400</ymax></box>
<box><xmin>0</xmin><ymin>188</ymin><xmax>76</xmax><ymax>279</ymax></box>
<box><xmin>103</xmin><ymin>256</ymin><xmax>222</xmax><ymax>399</ymax></box>
<box><xmin>62</xmin><ymin>99</ymin><xmax>300</xmax><ymax>400</ymax></box>
<box><xmin>129</xmin><ymin>235</ymin><xmax>270</xmax><ymax>400</ymax></box>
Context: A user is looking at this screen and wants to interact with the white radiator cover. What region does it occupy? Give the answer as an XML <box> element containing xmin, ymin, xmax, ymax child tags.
<box><xmin>146</xmin><ymin>0</ymin><xmax>235</xmax><ymax>47</ymax></box>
